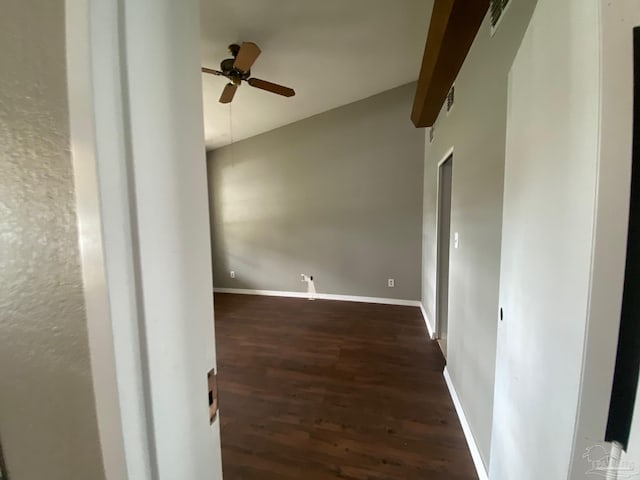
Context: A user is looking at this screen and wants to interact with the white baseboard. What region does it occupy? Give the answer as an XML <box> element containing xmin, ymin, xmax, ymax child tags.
<box><xmin>419</xmin><ymin>303</ymin><xmax>436</xmax><ymax>339</ymax></box>
<box><xmin>213</xmin><ymin>288</ymin><xmax>421</xmax><ymax>307</ymax></box>
<box><xmin>443</xmin><ymin>368</ymin><xmax>489</xmax><ymax>480</ymax></box>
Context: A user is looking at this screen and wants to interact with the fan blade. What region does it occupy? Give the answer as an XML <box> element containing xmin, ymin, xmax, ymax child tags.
<box><xmin>248</xmin><ymin>78</ymin><xmax>295</xmax><ymax>97</ymax></box>
<box><xmin>233</xmin><ymin>42</ymin><xmax>261</xmax><ymax>72</ymax></box>
<box><xmin>202</xmin><ymin>67</ymin><xmax>223</xmax><ymax>76</ymax></box>
<box><xmin>219</xmin><ymin>83</ymin><xmax>238</xmax><ymax>104</ymax></box>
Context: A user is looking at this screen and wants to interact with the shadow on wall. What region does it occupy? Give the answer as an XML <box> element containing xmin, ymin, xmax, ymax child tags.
<box><xmin>206</xmin><ymin>83</ymin><xmax>425</xmax><ymax>300</ymax></box>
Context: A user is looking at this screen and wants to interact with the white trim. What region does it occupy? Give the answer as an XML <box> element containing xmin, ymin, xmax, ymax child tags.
<box><xmin>65</xmin><ymin>1</ymin><xmax>130</xmax><ymax>478</ymax></box>
<box><xmin>213</xmin><ymin>288</ymin><xmax>421</xmax><ymax>307</ymax></box>
<box><xmin>443</xmin><ymin>368</ymin><xmax>489</xmax><ymax>480</ymax></box>
<box><xmin>215</xmin><ymin>288</ymin><xmax>309</xmax><ymax>299</ymax></box>
<box><xmin>419</xmin><ymin>303</ymin><xmax>436</xmax><ymax>339</ymax></box>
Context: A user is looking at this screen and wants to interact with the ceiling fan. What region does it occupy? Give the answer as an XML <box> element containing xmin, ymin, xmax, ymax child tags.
<box><xmin>202</xmin><ymin>42</ymin><xmax>296</xmax><ymax>104</ymax></box>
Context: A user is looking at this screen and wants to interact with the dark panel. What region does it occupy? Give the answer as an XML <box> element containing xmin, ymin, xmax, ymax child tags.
<box><xmin>0</xmin><ymin>437</ymin><xmax>6</xmax><ymax>480</ymax></box>
<box><xmin>605</xmin><ymin>27</ymin><xmax>640</xmax><ymax>450</ymax></box>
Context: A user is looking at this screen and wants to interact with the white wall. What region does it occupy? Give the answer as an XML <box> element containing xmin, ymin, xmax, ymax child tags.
<box><xmin>489</xmin><ymin>1</ymin><xmax>640</xmax><ymax>478</ymax></box>
<box><xmin>489</xmin><ymin>0</ymin><xmax>621</xmax><ymax>478</ymax></box>
<box><xmin>120</xmin><ymin>0</ymin><xmax>223</xmax><ymax>477</ymax></box>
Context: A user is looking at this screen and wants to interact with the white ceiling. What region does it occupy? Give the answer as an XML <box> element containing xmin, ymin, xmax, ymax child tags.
<box><xmin>200</xmin><ymin>0</ymin><xmax>433</xmax><ymax>150</ymax></box>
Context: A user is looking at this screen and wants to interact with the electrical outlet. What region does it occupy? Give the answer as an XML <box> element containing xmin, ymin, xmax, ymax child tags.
<box><xmin>301</xmin><ymin>273</ymin><xmax>307</xmax><ymax>282</ymax></box>
<box><xmin>230</xmin><ymin>271</ymin><xmax>235</xmax><ymax>279</ymax></box>
<box><xmin>388</xmin><ymin>278</ymin><xmax>395</xmax><ymax>288</ymax></box>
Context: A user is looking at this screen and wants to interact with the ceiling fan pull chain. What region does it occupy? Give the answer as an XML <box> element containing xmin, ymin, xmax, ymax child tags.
<box><xmin>228</xmin><ymin>101</ymin><xmax>235</xmax><ymax>167</ymax></box>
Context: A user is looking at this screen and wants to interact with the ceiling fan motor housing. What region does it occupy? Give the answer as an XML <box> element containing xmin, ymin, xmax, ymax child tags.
<box><xmin>220</xmin><ymin>57</ymin><xmax>251</xmax><ymax>83</ymax></box>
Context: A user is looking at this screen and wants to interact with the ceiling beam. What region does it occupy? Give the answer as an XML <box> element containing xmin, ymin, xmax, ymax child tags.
<box><xmin>411</xmin><ymin>0</ymin><xmax>489</xmax><ymax>128</ymax></box>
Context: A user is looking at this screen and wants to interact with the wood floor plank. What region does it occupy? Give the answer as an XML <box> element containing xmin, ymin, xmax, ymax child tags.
<box><xmin>214</xmin><ymin>293</ymin><xmax>478</xmax><ymax>479</ymax></box>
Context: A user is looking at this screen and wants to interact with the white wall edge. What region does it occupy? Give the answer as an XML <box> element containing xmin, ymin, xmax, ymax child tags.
<box><xmin>438</xmin><ymin>146</ymin><xmax>455</xmax><ymax>167</ymax></box>
<box><xmin>213</xmin><ymin>288</ymin><xmax>421</xmax><ymax>307</ymax></box>
<box><xmin>568</xmin><ymin>2</ymin><xmax>639</xmax><ymax>477</ymax></box>
<box><xmin>419</xmin><ymin>303</ymin><xmax>436</xmax><ymax>339</ymax></box>
<box><xmin>65</xmin><ymin>0</ymin><xmax>130</xmax><ymax>478</ymax></box>
<box><xmin>443</xmin><ymin>368</ymin><xmax>490</xmax><ymax>480</ymax></box>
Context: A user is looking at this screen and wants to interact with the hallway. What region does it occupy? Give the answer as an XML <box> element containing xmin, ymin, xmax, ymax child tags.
<box><xmin>214</xmin><ymin>293</ymin><xmax>477</xmax><ymax>479</ymax></box>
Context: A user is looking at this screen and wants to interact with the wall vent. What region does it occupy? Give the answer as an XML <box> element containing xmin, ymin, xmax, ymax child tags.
<box><xmin>446</xmin><ymin>85</ymin><xmax>455</xmax><ymax>113</ymax></box>
<box><xmin>490</xmin><ymin>0</ymin><xmax>510</xmax><ymax>33</ymax></box>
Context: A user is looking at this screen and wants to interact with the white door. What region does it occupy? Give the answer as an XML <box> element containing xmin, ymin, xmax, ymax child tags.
<box><xmin>489</xmin><ymin>1</ymin><xmax>601</xmax><ymax>479</ymax></box>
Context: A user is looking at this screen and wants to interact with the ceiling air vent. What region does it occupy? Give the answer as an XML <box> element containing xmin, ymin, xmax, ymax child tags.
<box><xmin>490</xmin><ymin>0</ymin><xmax>510</xmax><ymax>33</ymax></box>
<box><xmin>446</xmin><ymin>85</ymin><xmax>455</xmax><ymax>113</ymax></box>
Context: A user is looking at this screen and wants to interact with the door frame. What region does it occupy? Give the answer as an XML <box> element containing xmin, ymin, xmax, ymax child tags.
<box><xmin>65</xmin><ymin>0</ymin><xmax>223</xmax><ymax>478</ymax></box>
<box><xmin>434</xmin><ymin>146</ymin><xmax>454</xmax><ymax>341</ymax></box>
<box><xmin>66</xmin><ymin>1</ymin><xmax>132</xmax><ymax>477</ymax></box>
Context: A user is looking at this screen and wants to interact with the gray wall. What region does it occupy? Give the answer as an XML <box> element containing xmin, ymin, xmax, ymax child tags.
<box><xmin>421</xmin><ymin>0</ymin><xmax>537</xmax><ymax>468</ymax></box>
<box><xmin>208</xmin><ymin>83</ymin><xmax>424</xmax><ymax>300</ymax></box>
<box><xmin>0</xmin><ymin>1</ymin><xmax>106</xmax><ymax>479</ymax></box>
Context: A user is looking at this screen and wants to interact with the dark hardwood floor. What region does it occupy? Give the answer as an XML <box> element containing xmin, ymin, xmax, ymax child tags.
<box><xmin>214</xmin><ymin>293</ymin><xmax>478</xmax><ymax>480</ymax></box>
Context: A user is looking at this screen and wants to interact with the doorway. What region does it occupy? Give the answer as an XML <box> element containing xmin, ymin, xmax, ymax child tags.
<box><xmin>436</xmin><ymin>153</ymin><xmax>453</xmax><ymax>358</ymax></box>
